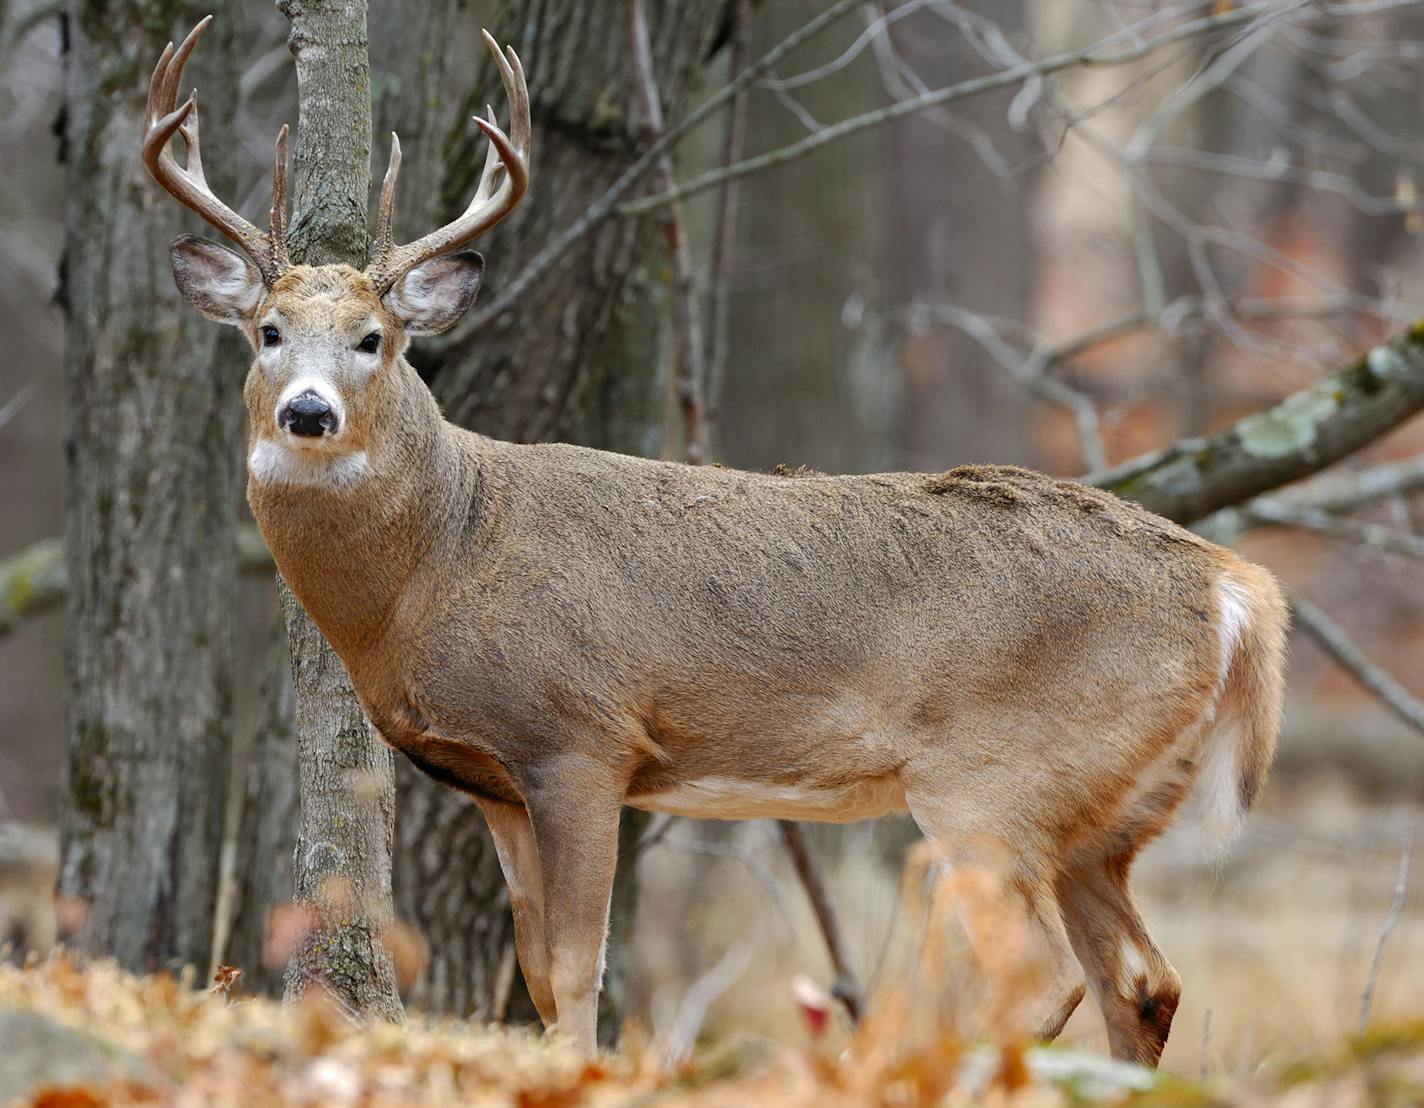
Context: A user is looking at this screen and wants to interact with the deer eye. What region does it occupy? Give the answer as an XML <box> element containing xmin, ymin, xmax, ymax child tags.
<box><xmin>261</xmin><ymin>325</ymin><xmax>281</xmax><ymax>347</ymax></box>
<box><xmin>357</xmin><ymin>332</ymin><xmax>380</xmax><ymax>354</ymax></box>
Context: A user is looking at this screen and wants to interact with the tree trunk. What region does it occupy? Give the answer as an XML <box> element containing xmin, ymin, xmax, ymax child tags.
<box><xmin>225</xmin><ymin>617</ymin><xmax>296</xmax><ymax>997</ymax></box>
<box><xmin>273</xmin><ymin>0</ymin><xmax>402</xmax><ymax>1020</ymax></box>
<box><xmin>406</xmin><ymin>0</ymin><xmax>725</xmax><ymax>1035</ymax></box>
<box><xmin>56</xmin><ymin>0</ymin><xmax>242</xmax><ymax>976</ymax></box>
<box><xmin>889</xmin><ymin>0</ymin><xmax>1038</xmax><ymax>471</ymax></box>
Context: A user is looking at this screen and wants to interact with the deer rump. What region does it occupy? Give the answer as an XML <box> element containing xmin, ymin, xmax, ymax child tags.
<box><xmin>368</xmin><ymin>452</ymin><xmax>1283</xmax><ymax>856</ymax></box>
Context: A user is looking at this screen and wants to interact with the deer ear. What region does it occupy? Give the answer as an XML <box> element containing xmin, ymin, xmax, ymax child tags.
<box><xmin>384</xmin><ymin>251</ymin><xmax>484</xmax><ymax>336</ymax></box>
<box><xmin>170</xmin><ymin>235</ymin><xmax>264</xmax><ymax>325</ymax></box>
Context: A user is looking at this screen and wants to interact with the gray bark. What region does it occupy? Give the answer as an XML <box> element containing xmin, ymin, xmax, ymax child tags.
<box><xmin>278</xmin><ymin>589</ymin><xmax>401</xmax><ymax>1019</ymax></box>
<box><xmin>225</xmin><ymin>616</ymin><xmax>296</xmax><ymax>997</ymax></box>
<box><xmin>714</xmin><ymin>0</ymin><xmax>894</xmax><ymax>474</ymax></box>
<box><xmin>1091</xmin><ymin>325</ymin><xmax>1424</xmax><ymax>525</ymax></box>
<box><xmin>396</xmin><ymin>0</ymin><xmax>726</xmax><ymax>1031</ymax></box>
<box><xmin>273</xmin><ymin>0</ymin><xmax>401</xmax><ymax>1019</ymax></box>
<box><xmin>889</xmin><ymin>0</ymin><xmax>1038</xmax><ymax>470</ymax></box>
<box><xmin>57</xmin><ymin>0</ymin><xmax>243</xmax><ymax>975</ymax></box>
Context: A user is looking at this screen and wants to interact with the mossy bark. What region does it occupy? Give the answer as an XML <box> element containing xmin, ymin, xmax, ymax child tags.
<box><xmin>1092</xmin><ymin>325</ymin><xmax>1424</xmax><ymax>524</ymax></box>
<box><xmin>418</xmin><ymin>0</ymin><xmax>724</xmax><ymax>1037</ymax></box>
<box><xmin>57</xmin><ymin>0</ymin><xmax>243</xmax><ymax>976</ymax></box>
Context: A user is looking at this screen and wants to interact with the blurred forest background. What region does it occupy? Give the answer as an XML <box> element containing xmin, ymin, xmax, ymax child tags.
<box><xmin>2</xmin><ymin>0</ymin><xmax>1424</xmax><ymax>1083</ymax></box>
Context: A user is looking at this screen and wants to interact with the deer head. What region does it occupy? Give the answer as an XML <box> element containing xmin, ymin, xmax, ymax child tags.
<box><xmin>142</xmin><ymin>16</ymin><xmax>530</xmax><ymax>484</ymax></box>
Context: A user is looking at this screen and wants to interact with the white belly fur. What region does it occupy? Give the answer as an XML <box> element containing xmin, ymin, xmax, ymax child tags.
<box><xmin>628</xmin><ymin>774</ymin><xmax>908</xmax><ymax>823</ymax></box>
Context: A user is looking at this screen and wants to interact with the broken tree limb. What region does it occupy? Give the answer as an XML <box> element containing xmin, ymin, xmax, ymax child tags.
<box><xmin>1</xmin><ymin>528</ymin><xmax>274</xmax><ymax>639</ymax></box>
<box><xmin>1088</xmin><ymin>325</ymin><xmax>1424</xmax><ymax>525</ymax></box>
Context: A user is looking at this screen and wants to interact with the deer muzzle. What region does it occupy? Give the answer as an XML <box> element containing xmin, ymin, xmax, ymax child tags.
<box><xmin>279</xmin><ymin>390</ymin><xmax>340</xmax><ymax>438</ymax></box>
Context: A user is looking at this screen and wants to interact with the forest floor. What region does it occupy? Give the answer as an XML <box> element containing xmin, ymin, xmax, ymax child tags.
<box><xmin>1</xmin><ymin>952</ymin><xmax>1422</xmax><ymax>1106</ymax></box>
<box><xmin>3</xmin><ymin>711</ymin><xmax>1423</xmax><ymax>1105</ymax></box>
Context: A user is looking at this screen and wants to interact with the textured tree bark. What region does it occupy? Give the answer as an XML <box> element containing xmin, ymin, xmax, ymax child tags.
<box><xmin>1090</xmin><ymin>326</ymin><xmax>1424</xmax><ymax>525</ymax></box>
<box><xmin>273</xmin><ymin>0</ymin><xmax>402</xmax><ymax>1019</ymax></box>
<box><xmin>56</xmin><ymin>0</ymin><xmax>243</xmax><ymax>975</ymax></box>
<box><xmin>713</xmin><ymin>0</ymin><xmax>894</xmax><ymax>474</ymax></box>
<box><xmin>365</xmin><ymin>0</ymin><xmax>523</xmax><ymax>1022</ymax></box>
<box><xmin>392</xmin><ymin>0</ymin><xmax>725</xmax><ymax>1033</ymax></box>
<box><xmin>224</xmin><ymin>618</ymin><xmax>296</xmax><ymax>997</ymax></box>
<box><xmin>889</xmin><ymin>0</ymin><xmax>1038</xmax><ymax>471</ymax></box>
<box><xmin>431</xmin><ymin>0</ymin><xmax>724</xmax><ymax>456</ymax></box>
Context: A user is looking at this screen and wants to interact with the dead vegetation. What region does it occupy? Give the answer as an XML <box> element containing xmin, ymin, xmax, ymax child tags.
<box><xmin>3</xmin><ymin>807</ymin><xmax>1423</xmax><ymax>1106</ymax></box>
<box><xmin>1</xmin><ymin>952</ymin><xmax>1421</xmax><ymax>1106</ymax></box>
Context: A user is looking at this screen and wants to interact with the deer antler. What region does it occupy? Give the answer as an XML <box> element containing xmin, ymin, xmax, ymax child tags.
<box><xmin>366</xmin><ymin>31</ymin><xmax>531</xmax><ymax>294</ymax></box>
<box><xmin>143</xmin><ymin>16</ymin><xmax>290</xmax><ymax>285</ymax></box>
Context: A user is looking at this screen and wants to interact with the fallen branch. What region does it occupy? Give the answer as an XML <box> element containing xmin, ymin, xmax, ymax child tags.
<box><xmin>1</xmin><ymin>527</ymin><xmax>274</xmax><ymax>639</ymax></box>
<box><xmin>1089</xmin><ymin>325</ymin><xmax>1424</xmax><ymax>525</ymax></box>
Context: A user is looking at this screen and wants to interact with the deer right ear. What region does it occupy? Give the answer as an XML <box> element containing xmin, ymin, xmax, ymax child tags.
<box><xmin>169</xmin><ymin>234</ymin><xmax>265</xmax><ymax>326</ymax></box>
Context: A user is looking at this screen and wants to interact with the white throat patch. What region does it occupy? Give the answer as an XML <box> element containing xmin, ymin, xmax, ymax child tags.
<box><xmin>249</xmin><ymin>439</ymin><xmax>372</xmax><ymax>490</ymax></box>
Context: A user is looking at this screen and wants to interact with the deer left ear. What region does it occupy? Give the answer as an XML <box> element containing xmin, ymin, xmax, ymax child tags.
<box><xmin>384</xmin><ymin>251</ymin><xmax>484</xmax><ymax>336</ymax></box>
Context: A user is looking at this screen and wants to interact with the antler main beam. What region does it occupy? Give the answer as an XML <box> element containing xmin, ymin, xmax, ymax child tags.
<box><xmin>142</xmin><ymin>16</ymin><xmax>289</xmax><ymax>284</ymax></box>
<box><xmin>366</xmin><ymin>31</ymin><xmax>531</xmax><ymax>294</ymax></box>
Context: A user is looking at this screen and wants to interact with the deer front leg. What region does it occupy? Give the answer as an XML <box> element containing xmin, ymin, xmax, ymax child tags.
<box><xmin>474</xmin><ymin>796</ymin><xmax>557</xmax><ymax>1028</ymax></box>
<box><xmin>520</xmin><ymin>755</ymin><xmax>624</xmax><ymax>1055</ymax></box>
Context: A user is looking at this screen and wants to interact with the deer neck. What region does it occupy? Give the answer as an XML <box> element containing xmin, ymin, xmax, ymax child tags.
<box><xmin>247</xmin><ymin>359</ymin><xmax>476</xmax><ymax>656</ymax></box>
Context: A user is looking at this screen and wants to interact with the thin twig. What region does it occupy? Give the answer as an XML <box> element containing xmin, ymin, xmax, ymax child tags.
<box><xmin>1241</xmin><ymin>500</ymin><xmax>1424</xmax><ymax>559</ymax></box>
<box><xmin>704</xmin><ymin>0</ymin><xmax>751</xmax><ymax>432</ymax></box>
<box><xmin>1291</xmin><ymin>591</ymin><xmax>1424</xmax><ymax>736</ymax></box>
<box><xmin>911</xmin><ymin>302</ymin><xmax>1107</xmax><ymax>471</ymax></box>
<box><xmin>777</xmin><ymin>820</ymin><xmax>865</xmax><ymax>1024</ymax></box>
<box><xmin>618</xmin><ymin>1</ymin><xmax>1290</xmax><ymax>216</ymax></box>
<box><xmin>1358</xmin><ymin>836</ymin><xmax>1412</xmax><ymax>1031</ymax></box>
<box><xmin>1264</xmin><ymin>455</ymin><xmax>1424</xmax><ymax>515</ymax></box>
<box><xmin>626</xmin><ymin>0</ymin><xmax>706</xmax><ymax>465</ymax></box>
<box><xmin>464</xmin><ymin>0</ymin><xmax>862</xmax><ymax>334</ymax></box>
<box><xmin>663</xmin><ymin>941</ymin><xmax>755</xmax><ymax>1064</ymax></box>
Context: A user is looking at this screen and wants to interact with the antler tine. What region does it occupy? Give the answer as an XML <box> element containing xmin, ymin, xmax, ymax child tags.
<box><xmin>373</xmin><ymin>132</ymin><xmax>403</xmax><ymax>263</ymax></box>
<box><xmin>270</xmin><ymin>124</ymin><xmax>291</xmax><ymax>271</ymax></box>
<box><xmin>471</xmin><ymin>105</ymin><xmax>503</xmax><ymax>204</ymax></box>
<box><xmin>141</xmin><ymin>16</ymin><xmax>287</xmax><ymax>285</ymax></box>
<box><xmin>366</xmin><ymin>30</ymin><xmax>531</xmax><ymax>294</ymax></box>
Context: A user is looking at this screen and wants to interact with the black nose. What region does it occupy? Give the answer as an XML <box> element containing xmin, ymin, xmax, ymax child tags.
<box><xmin>280</xmin><ymin>391</ymin><xmax>338</xmax><ymax>437</ymax></box>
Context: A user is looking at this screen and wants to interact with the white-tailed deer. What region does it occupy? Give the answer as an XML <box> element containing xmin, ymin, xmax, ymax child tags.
<box><xmin>145</xmin><ymin>18</ymin><xmax>1287</xmax><ymax>1064</ymax></box>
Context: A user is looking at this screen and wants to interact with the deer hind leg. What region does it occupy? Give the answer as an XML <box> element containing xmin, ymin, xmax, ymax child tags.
<box><xmin>1057</xmin><ymin>855</ymin><xmax>1180</xmax><ymax>1067</ymax></box>
<box><xmin>905</xmin><ymin>787</ymin><xmax>1086</xmax><ymax>1043</ymax></box>
<box><xmin>520</xmin><ymin>757</ymin><xmax>624</xmax><ymax>1056</ymax></box>
<box><xmin>475</xmin><ymin>796</ymin><xmax>558</xmax><ymax>1028</ymax></box>
<box><xmin>1056</xmin><ymin>768</ymin><xmax>1190</xmax><ymax>1068</ymax></box>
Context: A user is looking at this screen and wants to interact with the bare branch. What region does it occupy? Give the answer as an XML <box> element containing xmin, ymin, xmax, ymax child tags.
<box><xmin>464</xmin><ymin>0</ymin><xmax>863</xmax><ymax>334</ymax></box>
<box><xmin>1</xmin><ymin>529</ymin><xmax>275</xmax><ymax>640</ymax></box>
<box><xmin>914</xmin><ymin>302</ymin><xmax>1107</xmax><ymax>471</ymax></box>
<box><xmin>1237</xmin><ymin>499</ymin><xmax>1424</xmax><ymax>558</ymax></box>
<box><xmin>1261</xmin><ymin>455</ymin><xmax>1424</xmax><ymax>514</ymax></box>
<box><xmin>1291</xmin><ymin>591</ymin><xmax>1424</xmax><ymax>735</ymax></box>
<box><xmin>1089</xmin><ymin>326</ymin><xmax>1424</xmax><ymax>525</ymax></box>
<box><xmin>777</xmin><ymin>820</ymin><xmax>865</xmax><ymax>1024</ymax></box>
<box><xmin>627</xmin><ymin>0</ymin><xmax>706</xmax><ymax>465</ymax></box>
<box><xmin>617</xmin><ymin>1</ymin><xmax>1291</xmax><ymax>217</ymax></box>
<box><xmin>1359</xmin><ymin>837</ymin><xmax>1412</xmax><ymax>1031</ymax></box>
<box><xmin>705</xmin><ymin>0</ymin><xmax>752</xmax><ymax>431</ymax></box>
